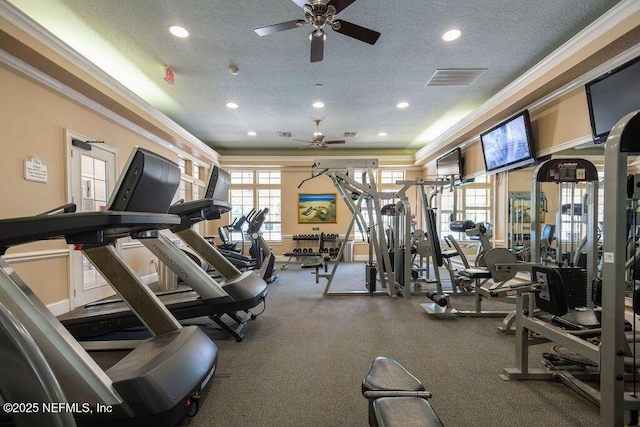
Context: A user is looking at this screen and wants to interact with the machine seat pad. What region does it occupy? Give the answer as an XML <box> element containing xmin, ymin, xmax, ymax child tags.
<box><xmin>441</xmin><ymin>249</ymin><xmax>459</xmax><ymax>259</ymax></box>
<box><xmin>459</xmin><ymin>268</ymin><xmax>492</xmax><ymax>279</ymax></box>
<box><xmin>372</xmin><ymin>397</ymin><xmax>444</xmax><ymax>427</ymax></box>
<box><xmin>362</xmin><ymin>357</ymin><xmax>425</xmax><ymax>394</ymax></box>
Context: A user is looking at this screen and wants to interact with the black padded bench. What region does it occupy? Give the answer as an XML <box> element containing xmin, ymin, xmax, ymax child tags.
<box><xmin>362</xmin><ymin>357</ymin><xmax>444</xmax><ymax>427</ymax></box>
<box><xmin>301</xmin><ymin>258</ymin><xmax>327</xmax><ymax>283</ymax></box>
<box><xmin>458</xmin><ymin>267</ymin><xmax>492</xmax><ymax>281</ymax></box>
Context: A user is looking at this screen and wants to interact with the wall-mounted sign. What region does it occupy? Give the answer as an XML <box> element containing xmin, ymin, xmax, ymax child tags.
<box><xmin>165</xmin><ymin>66</ymin><xmax>175</xmax><ymax>85</ymax></box>
<box><xmin>24</xmin><ymin>156</ymin><xmax>48</xmax><ymax>183</ymax></box>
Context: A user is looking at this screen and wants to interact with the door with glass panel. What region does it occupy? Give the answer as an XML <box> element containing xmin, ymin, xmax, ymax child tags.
<box><xmin>67</xmin><ymin>135</ymin><xmax>118</xmax><ymax>307</ymax></box>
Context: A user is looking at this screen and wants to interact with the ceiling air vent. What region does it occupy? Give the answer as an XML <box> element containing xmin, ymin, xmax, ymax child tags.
<box><xmin>342</xmin><ymin>132</ymin><xmax>358</xmax><ymax>138</ymax></box>
<box><xmin>276</xmin><ymin>132</ymin><xmax>292</xmax><ymax>138</ymax></box>
<box><xmin>426</xmin><ymin>68</ymin><xmax>487</xmax><ymax>87</ymax></box>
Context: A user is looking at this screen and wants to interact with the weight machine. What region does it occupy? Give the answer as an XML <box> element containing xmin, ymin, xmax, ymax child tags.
<box><xmin>392</xmin><ymin>177</ymin><xmax>452</xmax><ymax>299</ymax></box>
<box><xmin>502</xmin><ymin>110</ymin><xmax>640</xmax><ymax>426</ymax></box>
<box><xmin>299</xmin><ymin>159</ymin><xmax>397</xmax><ymax>297</ymax></box>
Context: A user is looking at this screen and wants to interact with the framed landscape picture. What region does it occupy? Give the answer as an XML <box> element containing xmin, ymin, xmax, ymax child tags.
<box><xmin>298</xmin><ymin>193</ymin><xmax>337</xmax><ymax>223</ymax></box>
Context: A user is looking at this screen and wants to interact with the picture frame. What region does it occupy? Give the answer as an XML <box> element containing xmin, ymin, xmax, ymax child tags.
<box><xmin>298</xmin><ymin>193</ymin><xmax>337</xmax><ymax>223</ymax></box>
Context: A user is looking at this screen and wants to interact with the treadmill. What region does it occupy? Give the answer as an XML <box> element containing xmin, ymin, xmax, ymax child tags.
<box><xmin>0</xmin><ymin>147</ymin><xmax>217</xmax><ymax>426</ymax></box>
<box><xmin>59</xmin><ymin>164</ymin><xmax>267</xmax><ymax>342</ymax></box>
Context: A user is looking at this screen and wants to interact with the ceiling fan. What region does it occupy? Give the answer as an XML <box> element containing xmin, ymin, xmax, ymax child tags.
<box><xmin>254</xmin><ymin>0</ymin><xmax>380</xmax><ymax>62</ymax></box>
<box><xmin>294</xmin><ymin>120</ymin><xmax>346</xmax><ymax>149</ymax></box>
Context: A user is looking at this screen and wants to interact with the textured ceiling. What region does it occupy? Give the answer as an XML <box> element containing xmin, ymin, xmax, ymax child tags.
<box><xmin>13</xmin><ymin>0</ymin><xmax>623</xmax><ymax>153</ymax></box>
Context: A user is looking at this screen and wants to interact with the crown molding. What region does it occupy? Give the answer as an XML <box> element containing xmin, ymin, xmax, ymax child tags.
<box><xmin>0</xmin><ymin>0</ymin><xmax>219</xmax><ymax>162</ymax></box>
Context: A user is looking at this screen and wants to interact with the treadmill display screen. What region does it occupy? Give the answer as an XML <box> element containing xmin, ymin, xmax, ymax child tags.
<box><xmin>107</xmin><ymin>147</ymin><xmax>181</xmax><ymax>213</ymax></box>
<box><xmin>204</xmin><ymin>165</ymin><xmax>231</xmax><ymax>201</ymax></box>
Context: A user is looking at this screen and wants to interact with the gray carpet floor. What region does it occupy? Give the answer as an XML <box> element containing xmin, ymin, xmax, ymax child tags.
<box><xmin>180</xmin><ymin>262</ymin><xmax>600</xmax><ymax>426</ymax></box>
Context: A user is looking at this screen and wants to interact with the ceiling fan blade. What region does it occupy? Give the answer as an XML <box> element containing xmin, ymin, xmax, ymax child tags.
<box><xmin>310</xmin><ymin>33</ymin><xmax>324</xmax><ymax>62</ymax></box>
<box><xmin>255</xmin><ymin>20</ymin><xmax>303</xmax><ymax>37</ymax></box>
<box><xmin>325</xmin><ymin>140</ymin><xmax>346</xmax><ymax>144</ymax></box>
<box><xmin>291</xmin><ymin>0</ymin><xmax>311</xmax><ymax>8</ymax></box>
<box><xmin>292</xmin><ymin>139</ymin><xmax>313</xmax><ymax>143</ymax></box>
<box><xmin>316</xmin><ymin>135</ymin><xmax>326</xmax><ymax>142</ymax></box>
<box><xmin>332</xmin><ymin>20</ymin><xmax>380</xmax><ymax>45</ymax></box>
<box><xmin>328</xmin><ymin>0</ymin><xmax>358</xmax><ymax>14</ymax></box>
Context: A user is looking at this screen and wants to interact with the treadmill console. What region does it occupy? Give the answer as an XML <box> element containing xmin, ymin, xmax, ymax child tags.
<box><xmin>107</xmin><ymin>147</ymin><xmax>181</xmax><ymax>213</ymax></box>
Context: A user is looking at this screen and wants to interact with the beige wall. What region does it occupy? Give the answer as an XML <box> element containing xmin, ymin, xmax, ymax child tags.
<box><xmin>0</xmin><ymin>62</ymin><xmax>182</xmax><ymax>306</ymax></box>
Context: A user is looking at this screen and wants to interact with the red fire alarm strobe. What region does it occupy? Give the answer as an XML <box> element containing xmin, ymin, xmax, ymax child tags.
<box><xmin>165</xmin><ymin>66</ymin><xmax>175</xmax><ymax>85</ymax></box>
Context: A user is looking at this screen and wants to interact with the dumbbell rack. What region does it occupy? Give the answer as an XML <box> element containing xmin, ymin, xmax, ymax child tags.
<box><xmin>281</xmin><ymin>233</ymin><xmax>342</xmax><ymax>270</ymax></box>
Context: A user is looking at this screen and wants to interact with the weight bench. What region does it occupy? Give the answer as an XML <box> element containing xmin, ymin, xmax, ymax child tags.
<box><xmin>362</xmin><ymin>356</ymin><xmax>444</xmax><ymax>427</ymax></box>
<box><xmin>301</xmin><ymin>256</ymin><xmax>328</xmax><ymax>283</ymax></box>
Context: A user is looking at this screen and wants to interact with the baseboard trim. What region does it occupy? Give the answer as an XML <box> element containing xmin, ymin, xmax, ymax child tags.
<box><xmin>140</xmin><ymin>273</ymin><xmax>158</xmax><ymax>285</ymax></box>
<box><xmin>46</xmin><ymin>299</ymin><xmax>70</xmax><ymax>316</ymax></box>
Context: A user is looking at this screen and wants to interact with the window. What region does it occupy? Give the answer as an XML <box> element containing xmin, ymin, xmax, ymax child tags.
<box><xmin>258</xmin><ymin>171</ymin><xmax>281</xmax><ymax>185</ymax></box>
<box><xmin>229</xmin><ymin>170</ymin><xmax>282</xmax><ymax>241</ymax></box>
<box><xmin>353</xmin><ymin>170</ymin><xmax>377</xmax><ymax>185</ymax></box>
<box><xmin>231</xmin><ymin>171</ymin><xmax>254</xmax><ymax>185</ymax></box>
<box><xmin>258</xmin><ymin>188</ymin><xmax>281</xmax><ymax>240</ymax></box>
<box><xmin>178</xmin><ymin>158</ymin><xmax>208</xmax><ymax>234</ymax></box>
<box><xmin>230</xmin><ymin>189</ymin><xmax>254</xmax><ymax>223</ymax></box>
<box><xmin>381</xmin><ymin>170</ymin><xmax>404</xmax><ymax>185</ymax></box>
<box><xmin>179</xmin><ymin>180</ymin><xmax>192</xmax><ymax>202</ymax></box>
<box><xmin>439</xmin><ymin>176</ymin><xmax>492</xmax><ymax>240</ymax></box>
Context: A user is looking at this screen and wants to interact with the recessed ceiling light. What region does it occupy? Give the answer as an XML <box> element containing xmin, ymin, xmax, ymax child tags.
<box><xmin>397</xmin><ymin>102</ymin><xmax>409</xmax><ymax>109</ymax></box>
<box><xmin>313</xmin><ymin>102</ymin><xmax>325</xmax><ymax>108</ymax></box>
<box><xmin>226</xmin><ymin>102</ymin><xmax>239</xmax><ymax>109</ymax></box>
<box><xmin>378</xmin><ymin>132</ymin><xmax>387</xmax><ymax>137</ymax></box>
<box><xmin>169</xmin><ymin>26</ymin><xmax>189</xmax><ymax>38</ymax></box>
<box><xmin>442</xmin><ymin>29</ymin><xmax>461</xmax><ymax>42</ymax></box>
<box><xmin>247</xmin><ymin>131</ymin><xmax>256</xmax><ymax>136</ymax></box>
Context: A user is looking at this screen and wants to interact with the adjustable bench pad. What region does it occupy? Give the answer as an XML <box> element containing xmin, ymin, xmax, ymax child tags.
<box><xmin>362</xmin><ymin>356</ymin><xmax>425</xmax><ymax>394</ymax></box>
<box><xmin>372</xmin><ymin>397</ymin><xmax>444</xmax><ymax>427</ymax></box>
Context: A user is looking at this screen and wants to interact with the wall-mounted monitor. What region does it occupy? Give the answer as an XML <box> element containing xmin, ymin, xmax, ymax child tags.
<box><xmin>585</xmin><ymin>55</ymin><xmax>640</xmax><ymax>144</ymax></box>
<box><xmin>480</xmin><ymin>110</ymin><xmax>536</xmax><ymax>175</ymax></box>
<box><xmin>436</xmin><ymin>147</ymin><xmax>463</xmax><ymax>178</ymax></box>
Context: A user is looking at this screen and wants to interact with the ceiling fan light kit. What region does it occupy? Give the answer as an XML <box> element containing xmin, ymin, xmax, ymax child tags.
<box><xmin>294</xmin><ymin>119</ymin><xmax>346</xmax><ymax>149</ymax></box>
<box><xmin>254</xmin><ymin>0</ymin><xmax>380</xmax><ymax>63</ymax></box>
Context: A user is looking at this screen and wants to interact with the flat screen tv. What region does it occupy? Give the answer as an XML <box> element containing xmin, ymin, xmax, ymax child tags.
<box><xmin>585</xmin><ymin>55</ymin><xmax>640</xmax><ymax>144</ymax></box>
<box><xmin>480</xmin><ymin>110</ymin><xmax>535</xmax><ymax>175</ymax></box>
<box><xmin>436</xmin><ymin>147</ymin><xmax>463</xmax><ymax>178</ymax></box>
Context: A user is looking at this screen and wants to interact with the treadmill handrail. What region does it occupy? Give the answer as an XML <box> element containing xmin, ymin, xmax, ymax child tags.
<box><xmin>0</xmin><ymin>211</ymin><xmax>180</xmax><ymax>255</ymax></box>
